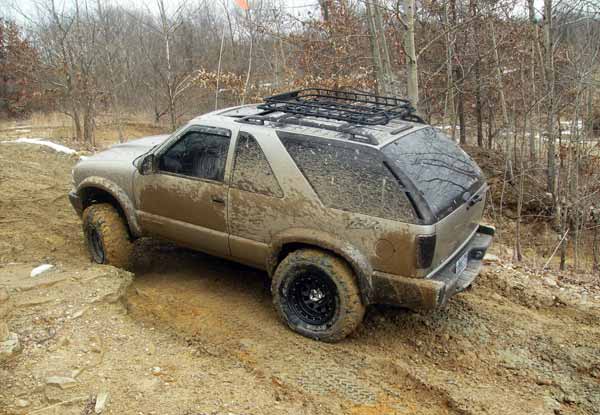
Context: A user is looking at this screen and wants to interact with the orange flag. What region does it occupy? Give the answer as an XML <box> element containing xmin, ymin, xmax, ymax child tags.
<box><xmin>234</xmin><ymin>0</ymin><xmax>249</xmax><ymax>10</ymax></box>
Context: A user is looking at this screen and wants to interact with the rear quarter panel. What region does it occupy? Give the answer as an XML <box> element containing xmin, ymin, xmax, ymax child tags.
<box><xmin>228</xmin><ymin>127</ymin><xmax>432</xmax><ymax>278</ymax></box>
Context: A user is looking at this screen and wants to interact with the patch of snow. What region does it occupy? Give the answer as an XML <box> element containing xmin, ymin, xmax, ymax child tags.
<box><xmin>1</xmin><ymin>138</ymin><xmax>76</xmax><ymax>154</ymax></box>
<box><xmin>30</xmin><ymin>264</ymin><xmax>54</xmax><ymax>277</ymax></box>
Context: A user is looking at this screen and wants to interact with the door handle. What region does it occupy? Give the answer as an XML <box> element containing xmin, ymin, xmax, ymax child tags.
<box><xmin>211</xmin><ymin>196</ymin><xmax>225</xmax><ymax>204</ymax></box>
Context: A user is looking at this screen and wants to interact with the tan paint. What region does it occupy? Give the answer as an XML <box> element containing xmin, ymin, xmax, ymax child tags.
<box><xmin>136</xmin><ymin>173</ymin><xmax>230</xmax><ymax>256</ymax></box>
<box><xmin>370</xmin><ymin>228</ymin><xmax>417</xmax><ymax>276</ymax></box>
<box><xmin>225</xmin><ymin>126</ymin><xmax>426</xmax><ymax>280</ymax></box>
<box><xmin>375</xmin><ymin>239</ymin><xmax>394</xmax><ymax>259</ymax></box>
<box><xmin>371</xmin><ymin>270</ymin><xmax>443</xmax><ymax>310</ymax></box>
<box><xmin>228</xmin><ymin>235</ymin><xmax>269</xmax><ymax>269</ymax></box>
<box><xmin>433</xmin><ymin>188</ymin><xmax>486</xmax><ymax>270</ymax></box>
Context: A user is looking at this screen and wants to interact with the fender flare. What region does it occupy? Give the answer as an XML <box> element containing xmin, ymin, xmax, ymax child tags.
<box><xmin>77</xmin><ymin>176</ymin><xmax>142</xmax><ymax>237</ymax></box>
<box><xmin>266</xmin><ymin>228</ymin><xmax>375</xmax><ymax>304</ymax></box>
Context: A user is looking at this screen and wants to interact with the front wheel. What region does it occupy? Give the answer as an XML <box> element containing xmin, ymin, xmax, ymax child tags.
<box><xmin>82</xmin><ymin>203</ymin><xmax>133</xmax><ymax>269</ymax></box>
<box><xmin>272</xmin><ymin>249</ymin><xmax>365</xmax><ymax>342</ymax></box>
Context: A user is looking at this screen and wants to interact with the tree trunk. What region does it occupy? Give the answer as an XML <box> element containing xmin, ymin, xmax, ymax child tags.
<box><xmin>168</xmin><ymin>95</ymin><xmax>176</xmax><ymax>132</ymax></box>
<box><xmin>490</xmin><ymin>21</ymin><xmax>510</xmax><ymax>153</ymax></box>
<box><xmin>71</xmin><ymin>106</ymin><xmax>83</xmax><ymax>141</ymax></box>
<box><xmin>593</xmin><ymin>211</ymin><xmax>599</xmax><ymax>272</ymax></box>
<box><xmin>543</xmin><ymin>0</ymin><xmax>557</xmax><ymax>197</ymax></box>
<box><xmin>586</xmin><ymin>86</ymin><xmax>594</xmax><ymax>136</ymax></box>
<box><xmin>471</xmin><ymin>0</ymin><xmax>483</xmax><ymax>147</ymax></box>
<box><xmin>158</xmin><ymin>0</ymin><xmax>177</xmax><ymax>131</ymax></box>
<box><xmin>82</xmin><ymin>101</ymin><xmax>95</xmax><ymax>147</ymax></box>
<box><xmin>318</xmin><ymin>0</ymin><xmax>330</xmax><ymax>22</ymax></box>
<box><xmin>475</xmin><ymin>63</ymin><xmax>483</xmax><ymax>147</ymax></box>
<box><xmin>528</xmin><ymin>0</ymin><xmax>538</xmax><ymax>161</ymax></box>
<box><xmin>366</xmin><ymin>1</ymin><xmax>385</xmax><ymax>95</ymax></box>
<box><xmin>456</xmin><ymin>66</ymin><xmax>466</xmax><ymax>145</ymax></box>
<box><xmin>487</xmin><ymin>101</ymin><xmax>494</xmax><ymax>148</ymax></box>
<box><xmin>515</xmin><ymin>117</ymin><xmax>525</xmax><ymax>262</ymax></box>
<box><xmin>374</xmin><ymin>1</ymin><xmax>395</xmax><ymax>93</ymax></box>
<box><xmin>403</xmin><ymin>0</ymin><xmax>418</xmax><ymax>110</ymax></box>
<box><xmin>241</xmin><ymin>31</ymin><xmax>253</xmax><ymax>105</ymax></box>
<box><xmin>443</xmin><ymin>1</ymin><xmax>455</xmax><ymax>132</ymax></box>
<box><xmin>559</xmin><ymin>208</ymin><xmax>568</xmax><ymax>271</ymax></box>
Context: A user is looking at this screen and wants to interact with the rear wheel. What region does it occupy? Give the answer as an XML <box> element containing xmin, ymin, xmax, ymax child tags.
<box><xmin>272</xmin><ymin>249</ymin><xmax>365</xmax><ymax>342</ymax></box>
<box><xmin>82</xmin><ymin>203</ymin><xmax>133</xmax><ymax>269</ymax></box>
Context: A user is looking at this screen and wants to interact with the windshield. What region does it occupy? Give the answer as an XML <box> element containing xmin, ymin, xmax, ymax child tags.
<box><xmin>383</xmin><ymin>127</ymin><xmax>484</xmax><ymax>217</ymax></box>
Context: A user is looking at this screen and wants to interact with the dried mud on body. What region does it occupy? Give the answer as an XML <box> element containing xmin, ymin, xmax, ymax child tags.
<box><xmin>0</xmin><ymin>142</ymin><xmax>599</xmax><ymax>415</ymax></box>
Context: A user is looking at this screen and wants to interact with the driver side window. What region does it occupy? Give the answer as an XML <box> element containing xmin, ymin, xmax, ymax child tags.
<box><xmin>159</xmin><ymin>130</ymin><xmax>230</xmax><ymax>182</ymax></box>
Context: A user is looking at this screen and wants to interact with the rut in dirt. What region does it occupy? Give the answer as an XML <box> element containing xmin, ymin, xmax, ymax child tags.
<box><xmin>124</xmin><ymin>241</ymin><xmax>600</xmax><ymax>415</ymax></box>
<box><xmin>126</xmin><ymin>241</ymin><xmax>463</xmax><ymax>414</ymax></box>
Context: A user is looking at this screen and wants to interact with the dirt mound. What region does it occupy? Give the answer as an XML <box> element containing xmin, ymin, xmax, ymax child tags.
<box><xmin>0</xmin><ymin>143</ymin><xmax>85</xmax><ymax>267</ymax></box>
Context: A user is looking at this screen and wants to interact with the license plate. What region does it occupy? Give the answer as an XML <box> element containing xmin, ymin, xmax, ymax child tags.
<box><xmin>455</xmin><ymin>252</ymin><xmax>468</xmax><ymax>275</ymax></box>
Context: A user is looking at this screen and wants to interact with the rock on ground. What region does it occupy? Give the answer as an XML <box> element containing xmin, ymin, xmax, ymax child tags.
<box><xmin>94</xmin><ymin>391</ymin><xmax>110</xmax><ymax>414</ymax></box>
<box><xmin>46</xmin><ymin>376</ymin><xmax>78</xmax><ymax>389</ymax></box>
<box><xmin>0</xmin><ymin>332</ymin><xmax>21</xmax><ymax>361</ymax></box>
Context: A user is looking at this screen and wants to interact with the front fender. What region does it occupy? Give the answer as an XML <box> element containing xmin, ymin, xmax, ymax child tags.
<box><xmin>267</xmin><ymin>228</ymin><xmax>375</xmax><ymax>304</ymax></box>
<box><xmin>77</xmin><ymin>176</ymin><xmax>142</xmax><ymax>237</ymax></box>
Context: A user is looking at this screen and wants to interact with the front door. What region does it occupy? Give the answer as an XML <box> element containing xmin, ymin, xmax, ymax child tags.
<box><xmin>135</xmin><ymin>126</ymin><xmax>232</xmax><ymax>257</ymax></box>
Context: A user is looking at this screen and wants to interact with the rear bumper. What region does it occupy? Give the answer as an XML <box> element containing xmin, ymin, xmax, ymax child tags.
<box><xmin>370</xmin><ymin>224</ymin><xmax>494</xmax><ymax>310</ymax></box>
<box><xmin>68</xmin><ymin>190</ymin><xmax>83</xmax><ymax>216</ymax></box>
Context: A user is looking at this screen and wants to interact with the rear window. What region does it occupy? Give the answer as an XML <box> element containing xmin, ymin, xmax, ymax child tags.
<box><xmin>280</xmin><ymin>133</ymin><xmax>416</xmax><ymax>222</ymax></box>
<box><xmin>383</xmin><ymin>127</ymin><xmax>483</xmax><ymax>216</ymax></box>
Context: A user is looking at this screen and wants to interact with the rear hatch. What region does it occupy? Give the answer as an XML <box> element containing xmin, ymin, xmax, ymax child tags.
<box><xmin>382</xmin><ymin>127</ymin><xmax>486</xmax><ymax>272</ymax></box>
<box><xmin>431</xmin><ymin>187</ymin><xmax>486</xmax><ymax>271</ymax></box>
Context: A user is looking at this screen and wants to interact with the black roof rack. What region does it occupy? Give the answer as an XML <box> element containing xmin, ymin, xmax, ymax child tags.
<box><xmin>239</xmin><ymin>113</ymin><xmax>377</xmax><ymax>144</ymax></box>
<box><xmin>256</xmin><ymin>88</ymin><xmax>423</xmax><ymax>126</ymax></box>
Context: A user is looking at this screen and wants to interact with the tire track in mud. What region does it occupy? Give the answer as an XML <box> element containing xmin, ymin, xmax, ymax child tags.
<box><xmin>126</xmin><ymin>246</ymin><xmax>459</xmax><ymax>414</ymax></box>
<box><xmin>126</xmin><ymin>244</ymin><xmax>600</xmax><ymax>415</ymax></box>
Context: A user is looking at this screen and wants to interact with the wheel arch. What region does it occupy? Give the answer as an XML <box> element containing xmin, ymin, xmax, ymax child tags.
<box><xmin>267</xmin><ymin>229</ymin><xmax>374</xmax><ymax>304</ymax></box>
<box><xmin>77</xmin><ymin>177</ymin><xmax>142</xmax><ymax>238</ymax></box>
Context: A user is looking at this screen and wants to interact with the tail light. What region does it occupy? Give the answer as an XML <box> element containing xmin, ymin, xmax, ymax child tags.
<box><xmin>416</xmin><ymin>234</ymin><xmax>436</xmax><ymax>269</ymax></box>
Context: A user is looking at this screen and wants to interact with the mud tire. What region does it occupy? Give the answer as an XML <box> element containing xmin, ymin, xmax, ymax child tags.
<box><xmin>272</xmin><ymin>249</ymin><xmax>365</xmax><ymax>342</ymax></box>
<box><xmin>82</xmin><ymin>203</ymin><xmax>133</xmax><ymax>269</ymax></box>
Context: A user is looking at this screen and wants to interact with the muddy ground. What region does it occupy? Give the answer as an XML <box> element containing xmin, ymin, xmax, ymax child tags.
<box><xmin>0</xmin><ymin>141</ymin><xmax>599</xmax><ymax>415</ymax></box>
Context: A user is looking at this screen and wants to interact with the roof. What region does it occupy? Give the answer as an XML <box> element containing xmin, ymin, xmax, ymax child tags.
<box><xmin>213</xmin><ymin>104</ymin><xmax>426</xmax><ymax>148</ymax></box>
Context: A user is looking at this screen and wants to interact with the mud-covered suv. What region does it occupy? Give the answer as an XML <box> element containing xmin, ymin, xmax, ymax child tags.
<box><xmin>69</xmin><ymin>89</ymin><xmax>494</xmax><ymax>342</ymax></box>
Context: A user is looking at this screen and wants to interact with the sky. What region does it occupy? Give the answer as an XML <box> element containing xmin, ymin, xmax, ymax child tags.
<box><xmin>1</xmin><ymin>0</ymin><xmax>320</xmax><ymax>21</ymax></box>
<box><xmin>0</xmin><ymin>0</ymin><xmax>550</xmax><ymax>25</ymax></box>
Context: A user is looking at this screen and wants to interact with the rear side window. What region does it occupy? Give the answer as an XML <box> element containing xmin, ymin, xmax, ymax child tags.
<box><xmin>383</xmin><ymin>127</ymin><xmax>484</xmax><ymax>217</ymax></box>
<box><xmin>231</xmin><ymin>132</ymin><xmax>283</xmax><ymax>197</ymax></box>
<box><xmin>280</xmin><ymin>134</ymin><xmax>415</xmax><ymax>222</ymax></box>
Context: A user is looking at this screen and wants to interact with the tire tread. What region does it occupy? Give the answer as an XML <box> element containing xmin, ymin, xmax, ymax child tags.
<box><xmin>82</xmin><ymin>203</ymin><xmax>133</xmax><ymax>269</ymax></box>
<box><xmin>272</xmin><ymin>248</ymin><xmax>365</xmax><ymax>342</ymax></box>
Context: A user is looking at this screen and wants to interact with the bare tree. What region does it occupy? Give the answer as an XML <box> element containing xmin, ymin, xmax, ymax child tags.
<box><xmin>402</xmin><ymin>0</ymin><xmax>418</xmax><ymax>109</ymax></box>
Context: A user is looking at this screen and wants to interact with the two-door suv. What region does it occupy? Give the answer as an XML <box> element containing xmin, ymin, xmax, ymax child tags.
<box><xmin>69</xmin><ymin>89</ymin><xmax>494</xmax><ymax>341</ymax></box>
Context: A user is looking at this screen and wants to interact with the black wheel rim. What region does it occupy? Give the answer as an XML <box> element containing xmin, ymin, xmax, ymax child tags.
<box><xmin>87</xmin><ymin>227</ymin><xmax>105</xmax><ymax>264</ymax></box>
<box><xmin>287</xmin><ymin>269</ymin><xmax>338</xmax><ymax>326</ymax></box>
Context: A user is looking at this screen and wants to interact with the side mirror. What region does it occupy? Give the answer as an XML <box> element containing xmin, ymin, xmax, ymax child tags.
<box><xmin>139</xmin><ymin>154</ymin><xmax>156</xmax><ymax>175</ymax></box>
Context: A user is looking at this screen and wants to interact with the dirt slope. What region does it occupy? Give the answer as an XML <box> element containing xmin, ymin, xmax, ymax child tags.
<box><xmin>0</xmin><ymin>142</ymin><xmax>599</xmax><ymax>415</ymax></box>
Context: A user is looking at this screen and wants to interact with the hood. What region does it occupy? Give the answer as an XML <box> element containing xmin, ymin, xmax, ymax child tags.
<box><xmin>87</xmin><ymin>134</ymin><xmax>170</xmax><ymax>162</ymax></box>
